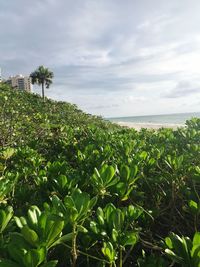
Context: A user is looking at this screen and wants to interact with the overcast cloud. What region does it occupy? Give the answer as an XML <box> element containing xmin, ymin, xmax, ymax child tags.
<box><xmin>1</xmin><ymin>0</ymin><xmax>200</xmax><ymax>117</ymax></box>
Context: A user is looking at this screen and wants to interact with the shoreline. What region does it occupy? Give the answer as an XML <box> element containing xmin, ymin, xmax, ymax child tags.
<box><xmin>117</xmin><ymin>121</ymin><xmax>185</xmax><ymax>130</ymax></box>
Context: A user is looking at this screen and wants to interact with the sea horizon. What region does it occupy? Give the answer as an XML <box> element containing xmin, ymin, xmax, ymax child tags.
<box><xmin>107</xmin><ymin>111</ymin><xmax>200</xmax><ymax>125</ymax></box>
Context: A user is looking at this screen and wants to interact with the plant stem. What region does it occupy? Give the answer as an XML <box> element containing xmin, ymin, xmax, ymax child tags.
<box><xmin>71</xmin><ymin>223</ymin><xmax>77</xmax><ymax>267</ymax></box>
<box><xmin>62</xmin><ymin>243</ymin><xmax>110</xmax><ymax>264</ymax></box>
<box><xmin>119</xmin><ymin>247</ymin><xmax>123</xmax><ymax>267</ymax></box>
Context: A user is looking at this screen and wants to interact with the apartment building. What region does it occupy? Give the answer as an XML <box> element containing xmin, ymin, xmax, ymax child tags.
<box><xmin>6</xmin><ymin>74</ymin><xmax>32</xmax><ymax>92</ymax></box>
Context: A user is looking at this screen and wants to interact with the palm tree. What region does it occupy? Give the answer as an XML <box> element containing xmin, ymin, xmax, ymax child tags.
<box><xmin>30</xmin><ymin>66</ymin><xmax>54</xmax><ymax>100</ymax></box>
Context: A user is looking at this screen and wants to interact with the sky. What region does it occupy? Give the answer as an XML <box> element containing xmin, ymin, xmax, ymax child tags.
<box><xmin>1</xmin><ymin>0</ymin><xmax>200</xmax><ymax>117</ymax></box>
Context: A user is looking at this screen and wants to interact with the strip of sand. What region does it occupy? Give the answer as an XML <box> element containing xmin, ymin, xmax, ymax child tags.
<box><xmin>117</xmin><ymin>122</ymin><xmax>185</xmax><ymax>130</ymax></box>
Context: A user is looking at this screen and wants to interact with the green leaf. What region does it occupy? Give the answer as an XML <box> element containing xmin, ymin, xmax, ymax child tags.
<box><xmin>14</xmin><ymin>216</ymin><xmax>26</xmax><ymax>229</ymax></box>
<box><xmin>127</xmin><ymin>205</ymin><xmax>143</xmax><ymax>220</ymax></box>
<box><xmin>72</xmin><ymin>190</ymin><xmax>90</xmax><ymax>215</ymax></box>
<box><xmin>116</xmin><ymin>182</ymin><xmax>126</xmax><ymax>197</ymax></box>
<box><xmin>102</xmin><ymin>165</ymin><xmax>116</xmax><ymax>184</ymax></box>
<box><xmin>50</xmin><ymin>233</ymin><xmax>72</xmax><ymax>247</ymax></box>
<box><xmin>92</xmin><ymin>168</ymin><xmax>103</xmax><ymax>186</ymax></box>
<box><xmin>97</xmin><ymin>207</ymin><xmax>104</xmax><ymax>225</ymax></box>
<box><xmin>165</xmin><ymin>237</ymin><xmax>173</xmax><ymax>249</ymax></box>
<box><xmin>2</xmin><ymin>148</ymin><xmax>15</xmax><ymax>160</ymax></box>
<box><xmin>120</xmin><ymin>165</ymin><xmax>130</xmax><ymax>181</ymax></box>
<box><xmin>77</xmin><ymin>225</ymin><xmax>88</xmax><ymax>233</ymax></box>
<box><xmin>104</xmin><ymin>203</ymin><xmax>116</xmax><ymax>224</ymax></box>
<box><xmin>27</xmin><ymin>206</ymin><xmax>41</xmax><ymax>228</ymax></box>
<box><xmin>38</xmin><ymin>212</ymin><xmax>47</xmax><ymax>236</ymax></box>
<box><xmin>189</xmin><ymin>200</ymin><xmax>198</xmax><ymax>214</ymax></box>
<box><xmin>139</xmin><ymin>151</ymin><xmax>148</xmax><ymax>160</ymax></box>
<box><xmin>0</xmin><ymin>206</ymin><xmax>13</xmax><ymax>233</ymax></box>
<box><xmin>64</xmin><ymin>196</ymin><xmax>75</xmax><ymax>210</ymax></box>
<box><xmin>46</xmin><ymin>216</ymin><xmax>64</xmax><ymax>248</ymax></box>
<box><xmin>21</xmin><ymin>226</ymin><xmax>39</xmax><ymax>247</ymax></box>
<box><xmin>8</xmin><ymin>232</ymin><xmax>30</xmax><ymax>263</ymax></box>
<box><xmin>23</xmin><ymin>247</ymin><xmax>46</xmax><ymax>267</ymax></box>
<box><xmin>110</xmin><ymin>209</ymin><xmax>124</xmax><ymax>232</ymax></box>
<box><xmin>130</xmin><ymin>165</ymin><xmax>138</xmax><ymax>178</ymax></box>
<box><xmin>121</xmin><ymin>232</ymin><xmax>138</xmax><ymax>246</ymax></box>
<box><xmin>165</xmin><ymin>249</ymin><xmax>183</xmax><ymax>263</ymax></box>
<box><xmin>0</xmin><ymin>259</ymin><xmax>21</xmax><ymax>267</ymax></box>
<box><xmin>112</xmin><ymin>228</ymin><xmax>118</xmax><ymax>242</ymax></box>
<box><xmin>102</xmin><ymin>242</ymin><xmax>116</xmax><ymax>262</ymax></box>
<box><xmin>193</xmin><ymin>232</ymin><xmax>200</xmax><ymax>247</ymax></box>
<box><xmin>54</xmin><ymin>175</ymin><xmax>68</xmax><ymax>189</ymax></box>
<box><xmin>89</xmin><ymin>196</ymin><xmax>97</xmax><ymax>210</ymax></box>
<box><xmin>41</xmin><ymin>261</ymin><xmax>58</xmax><ymax>267</ymax></box>
<box><xmin>90</xmin><ymin>221</ymin><xmax>99</xmax><ymax>234</ymax></box>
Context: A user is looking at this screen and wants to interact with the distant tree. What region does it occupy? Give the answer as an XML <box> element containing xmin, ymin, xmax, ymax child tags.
<box><xmin>30</xmin><ymin>66</ymin><xmax>54</xmax><ymax>100</ymax></box>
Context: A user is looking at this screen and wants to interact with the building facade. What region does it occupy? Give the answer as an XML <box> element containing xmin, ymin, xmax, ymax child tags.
<box><xmin>6</xmin><ymin>75</ymin><xmax>32</xmax><ymax>92</ymax></box>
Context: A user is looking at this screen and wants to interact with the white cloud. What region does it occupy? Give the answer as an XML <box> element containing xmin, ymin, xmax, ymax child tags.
<box><xmin>1</xmin><ymin>0</ymin><xmax>200</xmax><ymax>116</ymax></box>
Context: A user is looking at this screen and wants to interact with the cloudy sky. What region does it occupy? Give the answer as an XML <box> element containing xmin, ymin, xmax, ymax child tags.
<box><xmin>1</xmin><ymin>0</ymin><xmax>200</xmax><ymax>117</ymax></box>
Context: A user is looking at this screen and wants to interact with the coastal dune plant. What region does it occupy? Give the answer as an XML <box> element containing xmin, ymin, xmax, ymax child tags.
<box><xmin>51</xmin><ymin>189</ymin><xmax>97</xmax><ymax>267</ymax></box>
<box><xmin>1</xmin><ymin>85</ymin><xmax>200</xmax><ymax>266</ymax></box>
<box><xmin>165</xmin><ymin>232</ymin><xmax>200</xmax><ymax>267</ymax></box>
<box><xmin>30</xmin><ymin>66</ymin><xmax>54</xmax><ymax>100</ymax></box>
<box><xmin>90</xmin><ymin>203</ymin><xmax>142</xmax><ymax>267</ymax></box>
<box><xmin>0</xmin><ymin>205</ymin><xmax>70</xmax><ymax>267</ymax></box>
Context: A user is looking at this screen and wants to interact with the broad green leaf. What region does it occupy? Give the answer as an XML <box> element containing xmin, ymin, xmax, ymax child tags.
<box><xmin>165</xmin><ymin>249</ymin><xmax>183</xmax><ymax>263</ymax></box>
<box><xmin>21</xmin><ymin>226</ymin><xmax>39</xmax><ymax>247</ymax></box>
<box><xmin>140</xmin><ymin>151</ymin><xmax>148</xmax><ymax>160</ymax></box>
<box><xmin>112</xmin><ymin>228</ymin><xmax>118</xmax><ymax>242</ymax></box>
<box><xmin>7</xmin><ymin>233</ymin><xmax>30</xmax><ymax>263</ymax></box>
<box><xmin>90</xmin><ymin>221</ymin><xmax>99</xmax><ymax>234</ymax></box>
<box><xmin>189</xmin><ymin>200</ymin><xmax>198</xmax><ymax>214</ymax></box>
<box><xmin>14</xmin><ymin>216</ymin><xmax>27</xmax><ymax>229</ymax></box>
<box><xmin>101</xmin><ymin>165</ymin><xmax>115</xmax><ymax>184</ymax></box>
<box><xmin>130</xmin><ymin>165</ymin><xmax>138</xmax><ymax>178</ymax></box>
<box><xmin>120</xmin><ymin>165</ymin><xmax>130</xmax><ymax>181</ymax></box>
<box><xmin>89</xmin><ymin>196</ymin><xmax>97</xmax><ymax>210</ymax></box>
<box><xmin>23</xmin><ymin>247</ymin><xmax>46</xmax><ymax>267</ymax></box>
<box><xmin>0</xmin><ymin>259</ymin><xmax>20</xmax><ymax>267</ymax></box>
<box><xmin>64</xmin><ymin>196</ymin><xmax>75</xmax><ymax>209</ymax></box>
<box><xmin>27</xmin><ymin>206</ymin><xmax>41</xmax><ymax>228</ymax></box>
<box><xmin>127</xmin><ymin>205</ymin><xmax>143</xmax><ymax>220</ymax></box>
<box><xmin>116</xmin><ymin>182</ymin><xmax>126</xmax><ymax>197</ymax></box>
<box><xmin>38</xmin><ymin>212</ymin><xmax>47</xmax><ymax>236</ymax></box>
<box><xmin>0</xmin><ymin>206</ymin><xmax>13</xmax><ymax>233</ymax></box>
<box><xmin>165</xmin><ymin>237</ymin><xmax>173</xmax><ymax>249</ymax></box>
<box><xmin>121</xmin><ymin>232</ymin><xmax>138</xmax><ymax>246</ymax></box>
<box><xmin>110</xmin><ymin>209</ymin><xmax>124</xmax><ymax>232</ymax></box>
<box><xmin>77</xmin><ymin>225</ymin><xmax>88</xmax><ymax>233</ymax></box>
<box><xmin>50</xmin><ymin>233</ymin><xmax>72</xmax><ymax>247</ymax></box>
<box><xmin>102</xmin><ymin>242</ymin><xmax>116</xmax><ymax>262</ymax></box>
<box><xmin>0</xmin><ymin>210</ymin><xmax>6</xmax><ymax>231</ymax></box>
<box><xmin>46</xmin><ymin>218</ymin><xmax>64</xmax><ymax>247</ymax></box>
<box><xmin>104</xmin><ymin>203</ymin><xmax>116</xmax><ymax>223</ymax></box>
<box><xmin>193</xmin><ymin>232</ymin><xmax>200</xmax><ymax>247</ymax></box>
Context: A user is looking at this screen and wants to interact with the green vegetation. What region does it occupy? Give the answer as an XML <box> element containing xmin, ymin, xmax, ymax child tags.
<box><xmin>30</xmin><ymin>66</ymin><xmax>54</xmax><ymax>100</ymax></box>
<box><xmin>0</xmin><ymin>83</ymin><xmax>200</xmax><ymax>266</ymax></box>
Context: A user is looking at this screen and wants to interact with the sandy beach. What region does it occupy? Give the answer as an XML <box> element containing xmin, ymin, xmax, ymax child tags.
<box><xmin>117</xmin><ymin>122</ymin><xmax>185</xmax><ymax>130</ymax></box>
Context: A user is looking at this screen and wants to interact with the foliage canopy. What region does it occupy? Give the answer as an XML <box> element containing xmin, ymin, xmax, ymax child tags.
<box><xmin>0</xmin><ymin>84</ymin><xmax>200</xmax><ymax>266</ymax></box>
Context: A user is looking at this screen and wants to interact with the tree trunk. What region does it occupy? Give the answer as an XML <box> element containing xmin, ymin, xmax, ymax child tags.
<box><xmin>42</xmin><ymin>82</ymin><xmax>45</xmax><ymax>101</ymax></box>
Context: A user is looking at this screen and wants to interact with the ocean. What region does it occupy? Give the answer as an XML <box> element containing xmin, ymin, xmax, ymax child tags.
<box><xmin>108</xmin><ymin>112</ymin><xmax>200</xmax><ymax>125</ymax></box>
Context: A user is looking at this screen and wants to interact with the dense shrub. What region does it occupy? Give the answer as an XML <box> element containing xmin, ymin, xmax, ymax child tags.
<box><xmin>0</xmin><ymin>85</ymin><xmax>200</xmax><ymax>266</ymax></box>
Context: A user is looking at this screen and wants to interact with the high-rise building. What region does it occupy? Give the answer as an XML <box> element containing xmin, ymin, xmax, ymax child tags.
<box><xmin>6</xmin><ymin>74</ymin><xmax>32</xmax><ymax>92</ymax></box>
